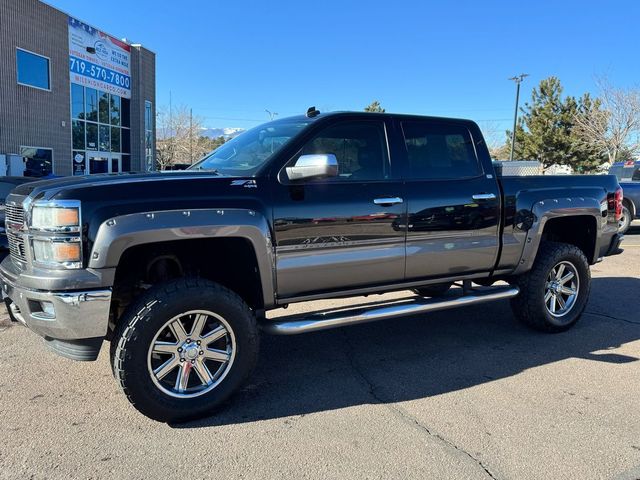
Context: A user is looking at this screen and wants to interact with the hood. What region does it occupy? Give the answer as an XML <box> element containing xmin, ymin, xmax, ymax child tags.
<box><xmin>12</xmin><ymin>171</ymin><xmax>229</xmax><ymax>201</ymax></box>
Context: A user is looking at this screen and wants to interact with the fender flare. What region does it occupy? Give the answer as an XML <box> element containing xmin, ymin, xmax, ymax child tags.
<box><xmin>511</xmin><ymin>196</ymin><xmax>605</xmax><ymax>275</ymax></box>
<box><xmin>89</xmin><ymin>208</ymin><xmax>276</xmax><ymax>308</ymax></box>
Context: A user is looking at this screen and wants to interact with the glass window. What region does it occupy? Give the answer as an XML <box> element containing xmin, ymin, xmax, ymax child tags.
<box><xmin>86</xmin><ymin>123</ymin><xmax>98</xmax><ymax>150</ymax></box>
<box><xmin>633</xmin><ymin>168</ymin><xmax>640</xmax><ymax>182</ymax></box>
<box><xmin>111</xmin><ymin>157</ymin><xmax>120</xmax><ymax>173</ymax></box>
<box><xmin>297</xmin><ymin>121</ymin><xmax>388</xmax><ymax>181</ymax></box>
<box><xmin>191</xmin><ymin>119</ymin><xmax>311</xmax><ymax>176</ymax></box>
<box><xmin>98</xmin><ymin>91</ymin><xmax>109</xmax><ymax>123</ymax></box>
<box><xmin>110</xmin><ymin>95</ymin><xmax>121</xmax><ymax>126</ymax></box>
<box><xmin>121</xmin><ymin>98</ymin><xmax>130</xmax><ymax>128</ymax></box>
<box><xmin>111</xmin><ymin>127</ymin><xmax>121</xmax><ymax>152</ymax></box>
<box><xmin>145</xmin><ymin>100</ymin><xmax>153</xmax><ymax>128</ymax></box>
<box><xmin>99</xmin><ymin>125</ymin><xmax>110</xmax><ymax>151</ymax></box>
<box><xmin>89</xmin><ymin>154</ymin><xmax>108</xmax><ymax>174</ymax></box>
<box><xmin>20</xmin><ymin>147</ymin><xmax>52</xmax><ymax>177</ymax></box>
<box><xmin>86</xmin><ymin>88</ymin><xmax>98</xmax><ymax>122</ymax></box>
<box><xmin>122</xmin><ymin>154</ymin><xmax>131</xmax><ymax>172</ymax></box>
<box><xmin>121</xmin><ymin>129</ymin><xmax>131</xmax><ymax>154</ymax></box>
<box><xmin>16</xmin><ymin>49</ymin><xmax>50</xmax><ymax>90</ymax></box>
<box><xmin>71</xmin><ymin>84</ymin><xmax>85</xmax><ymax>119</ymax></box>
<box><xmin>72</xmin><ymin>120</ymin><xmax>85</xmax><ymax>149</ymax></box>
<box><xmin>401</xmin><ymin>122</ymin><xmax>480</xmax><ymax>179</ymax></box>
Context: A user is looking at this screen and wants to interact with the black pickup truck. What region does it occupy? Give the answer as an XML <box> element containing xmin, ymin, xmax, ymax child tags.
<box><xmin>2</xmin><ymin>110</ymin><xmax>624</xmax><ymax>422</ymax></box>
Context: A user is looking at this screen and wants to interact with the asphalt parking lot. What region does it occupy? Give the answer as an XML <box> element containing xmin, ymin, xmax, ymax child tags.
<box><xmin>1</xmin><ymin>225</ymin><xmax>639</xmax><ymax>480</ymax></box>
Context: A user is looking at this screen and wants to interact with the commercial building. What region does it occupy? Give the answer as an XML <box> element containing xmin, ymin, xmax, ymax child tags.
<box><xmin>0</xmin><ymin>0</ymin><xmax>155</xmax><ymax>177</ymax></box>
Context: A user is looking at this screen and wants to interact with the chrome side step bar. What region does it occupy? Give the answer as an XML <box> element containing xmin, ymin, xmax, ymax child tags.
<box><xmin>261</xmin><ymin>286</ymin><xmax>519</xmax><ymax>335</ymax></box>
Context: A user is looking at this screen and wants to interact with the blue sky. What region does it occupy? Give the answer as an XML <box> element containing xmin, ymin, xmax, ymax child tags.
<box><xmin>48</xmin><ymin>0</ymin><xmax>639</xmax><ymax>138</ymax></box>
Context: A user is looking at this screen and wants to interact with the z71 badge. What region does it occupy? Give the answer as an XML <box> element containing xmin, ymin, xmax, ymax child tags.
<box><xmin>230</xmin><ymin>179</ymin><xmax>257</xmax><ymax>188</ymax></box>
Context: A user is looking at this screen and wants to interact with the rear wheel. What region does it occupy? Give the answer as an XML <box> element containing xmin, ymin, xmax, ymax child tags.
<box><xmin>413</xmin><ymin>282</ymin><xmax>452</xmax><ymax>298</ymax></box>
<box><xmin>510</xmin><ymin>242</ymin><xmax>590</xmax><ymax>332</ymax></box>
<box><xmin>111</xmin><ymin>278</ymin><xmax>259</xmax><ymax>422</ymax></box>
<box><xmin>618</xmin><ymin>205</ymin><xmax>631</xmax><ymax>234</ymax></box>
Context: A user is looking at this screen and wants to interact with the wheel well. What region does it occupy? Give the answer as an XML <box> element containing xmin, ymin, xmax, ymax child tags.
<box><xmin>111</xmin><ymin>238</ymin><xmax>264</xmax><ymax>323</ymax></box>
<box><xmin>541</xmin><ymin>216</ymin><xmax>597</xmax><ymax>263</ymax></box>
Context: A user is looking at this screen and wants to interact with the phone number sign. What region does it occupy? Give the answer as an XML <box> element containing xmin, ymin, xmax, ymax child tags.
<box><xmin>68</xmin><ymin>16</ymin><xmax>131</xmax><ymax>99</ymax></box>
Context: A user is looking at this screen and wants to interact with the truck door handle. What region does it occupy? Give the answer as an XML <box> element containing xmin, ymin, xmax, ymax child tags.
<box><xmin>472</xmin><ymin>193</ymin><xmax>496</xmax><ymax>201</ymax></box>
<box><xmin>373</xmin><ymin>197</ymin><xmax>404</xmax><ymax>206</ymax></box>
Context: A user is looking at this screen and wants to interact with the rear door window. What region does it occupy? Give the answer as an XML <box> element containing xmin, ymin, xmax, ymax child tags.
<box><xmin>401</xmin><ymin>121</ymin><xmax>481</xmax><ymax>179</ymax></box>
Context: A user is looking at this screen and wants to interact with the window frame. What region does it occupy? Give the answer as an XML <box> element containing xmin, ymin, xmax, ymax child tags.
<box><xmin>399</xmin><ymin>119</ymin><xmax>484</xmax><ymax>182</ymax></box>
<box><xmin>16</xmin><ymin>47</ymin><xmax>51</xmax><ymax>92</ymax></box>
<box><xmin>278</xmin><ymin>119</ymin><xmax>394</xmax><ymax>185</ymax></box>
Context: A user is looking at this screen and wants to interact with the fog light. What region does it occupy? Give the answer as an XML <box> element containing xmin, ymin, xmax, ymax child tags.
<box><xmin>40</xmin><ymin>301</ymin><xmax>55</xmax><ymax>317</ymax></box>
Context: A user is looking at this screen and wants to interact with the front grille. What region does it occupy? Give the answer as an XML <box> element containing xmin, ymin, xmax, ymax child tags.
<box><xmin>5</xmin><ymin>199</ymin><xmax>27</xmax><ymax>264</ymax></box>
<box><xmin>5</xmin><ymin>202</ymin><xmax>24</xmax><ymax>226</ymax></box>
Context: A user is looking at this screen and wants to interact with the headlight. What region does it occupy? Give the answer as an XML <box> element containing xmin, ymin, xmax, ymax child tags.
<box><xmin>31</xmin><ymin>205</ymin><xmax>80</xmax><ymax>232</ymax></box>
<box><xmin>32</xmin><ymin>238</ymin><xmax>82</xmax><ymax>267</ymax></box>
<box><xmin>29</xmin><ymin>200</ymin><xmax>83</xmax><ymax>269</ymax></box>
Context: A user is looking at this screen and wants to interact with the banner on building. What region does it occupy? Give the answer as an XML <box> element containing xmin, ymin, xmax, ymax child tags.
<box><xmin>68</xmin><ymin>16</ymin><xmax>131</xmax><ymax>99</ymax></box>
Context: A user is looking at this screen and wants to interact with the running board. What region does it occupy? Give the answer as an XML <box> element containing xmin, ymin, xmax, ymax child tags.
<box><xmin>261</xmin><ymin>286</ymin><xmax>520</xmax><ymax>335</ymax></box>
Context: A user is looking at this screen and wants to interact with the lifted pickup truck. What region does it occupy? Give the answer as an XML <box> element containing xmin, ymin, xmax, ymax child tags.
<box><xmin>2</xmin><ymin>110</ymin><xmax>624</xmax><ymax>422</ymax></box>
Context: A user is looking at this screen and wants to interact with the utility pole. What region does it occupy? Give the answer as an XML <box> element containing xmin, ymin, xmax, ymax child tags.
<box><xmin>265</xmin><ymin>109</ymin><xmax>278</xmax><ymax>121</ymax></box>
<box><xmin>189</xmin><ymin>108</ymin><xmax>193</xmax><ymax>164</ymax></box>
<box><xmin>169</xmin><ymin>90</ymin><xmax>173</xmax><ymax>168</ymax></box>
<box><xmin>509</xmin><ymin>74</ymin><xmax>529</xmax><ymax>161</ymax></box>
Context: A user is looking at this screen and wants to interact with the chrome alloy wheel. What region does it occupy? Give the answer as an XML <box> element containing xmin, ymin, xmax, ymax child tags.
<box><xmin>147</xmin><ymin>310</ymin><xmax>236</xmax><ymax>398</ymax></box>
<box><xmin>544</xmin><ymin>261</ymin><xmax>580</xmax><ymax>318</ymax></box>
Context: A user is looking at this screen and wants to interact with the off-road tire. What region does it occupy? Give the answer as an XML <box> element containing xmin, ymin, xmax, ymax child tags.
<box><xmin>413</xmin><ymin>282</ymin><xmax>453</xmax><ymax>298</ymax></box>
<box><xmin>510</xmin><ymin>242</ymin><xmax>590</xmax><ymax>333</ymax></box>
<box><xmin>110</xmin><ymin>277</ymin><xmax>259</xmax><ymax>422</ymax></box>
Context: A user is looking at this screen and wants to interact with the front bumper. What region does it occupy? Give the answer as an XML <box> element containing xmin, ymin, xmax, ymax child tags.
<box><xmin>2</xmin><ymin>277</ymin><xmax>111</xmax><ymax>339</ymax></box>
<box><xmin>0</xmin><ymin>259</ymin><xmax>112</xmax><ymax>360</ymax></box>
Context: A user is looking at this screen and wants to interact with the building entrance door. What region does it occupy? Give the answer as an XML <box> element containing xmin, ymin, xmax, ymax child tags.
<box><xmin>88</xmin><ymin>153</ymin><xmax>121</xmax><ymax>174</ymax></box>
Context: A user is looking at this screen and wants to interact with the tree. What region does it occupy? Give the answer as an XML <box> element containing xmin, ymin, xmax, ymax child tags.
<box><xmin>508</xmin><ymin>77</ymin><xmax>602</xmax><ymax>172</ymax></box>
<box><xmin>156</xmin><ymin>105</ymin><xmax>205</xmax><ymax>170</ymax></box>
<box><xmin>364</xmin><ymin>101</ymin><xmax>385</xmax><ymax>113</ymax></box>
<box><xmin>478</xmin><ymin>121</ymin><xmax>508</xmax><ymax>159</ymax></box>
<box><xmin>573</xmin><ymin>77</ymin><xmax>640</xmax><ymax>165</ymax></box>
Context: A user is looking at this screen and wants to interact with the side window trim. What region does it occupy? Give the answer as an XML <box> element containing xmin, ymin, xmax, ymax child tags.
<box><xmin>279</xmin><ymin>119</ymin><xmax>394</xmax><ymax>185</ymax></box>
<box><xmin>400</xmin><ymin>120</ymin><xmax>483</xmax><ymax>181</ymax></box>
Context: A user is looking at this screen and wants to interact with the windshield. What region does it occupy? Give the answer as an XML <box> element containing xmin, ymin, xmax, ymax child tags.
<box><xmin>189</xmin><ymin>119</ymin><xmax>311</xmax><ymax>176</ymax></box>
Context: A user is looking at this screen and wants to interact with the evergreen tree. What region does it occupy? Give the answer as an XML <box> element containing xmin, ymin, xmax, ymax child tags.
<box><xmin>507</xmin><ymin>77</ymin><xmax>603</xmax><ymax>172</ymax></box>
<box><xmin>364</xmin><ymin>101</ymin><xmax>385</xmax><ymax>113</ymax></box>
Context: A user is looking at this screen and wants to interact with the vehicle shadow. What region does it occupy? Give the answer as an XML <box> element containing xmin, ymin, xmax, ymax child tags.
<box><xmin>174</xmin><ymin>276</ymin><xmax>640</xmax><ymax>428</ymax></box>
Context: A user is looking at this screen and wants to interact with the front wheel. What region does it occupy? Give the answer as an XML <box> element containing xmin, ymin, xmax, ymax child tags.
<box><xmin>111</xmin><ymin>278</ymin><xmax>259</xmax><ymax>422</ymax></box>
<box><xmin>510</xmin><ymin>242</ymin><xmax>590</xmax><ymax>332</ymax></box>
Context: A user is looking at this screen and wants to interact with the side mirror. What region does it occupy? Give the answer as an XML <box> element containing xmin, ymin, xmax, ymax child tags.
<box><xmin>286</xmin><ymin>154</ymin><xmax>338</xmax><ymax>181</ymax></box>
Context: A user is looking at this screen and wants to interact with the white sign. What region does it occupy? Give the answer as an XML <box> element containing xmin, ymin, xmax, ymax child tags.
<box><xmin>68</xmin><ymin>16</ymin><xmax>131</xmax><ymax>99</ymax></box>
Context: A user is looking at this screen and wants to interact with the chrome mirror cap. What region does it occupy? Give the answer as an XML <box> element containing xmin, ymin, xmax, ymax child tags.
<box><xmin>286</xmin><ymin>154</ymin><xmax>338</xmax><ymax>181</ymax></box>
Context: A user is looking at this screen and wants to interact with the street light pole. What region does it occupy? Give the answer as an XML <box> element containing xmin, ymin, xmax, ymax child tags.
<box><xmin>509</xmin><ymin>74</ymin><xmax>529</xmax><ymax>161</ymax></box>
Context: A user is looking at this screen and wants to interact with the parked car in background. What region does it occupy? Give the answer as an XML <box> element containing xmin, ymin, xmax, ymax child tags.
<box><xmin>609</xmin><ymin>161</ymin><xmax>640</xmax><ymax>234</ymax></box>
<box><xmin>0</xmin><ymin>177</ymin><xmax>37</xmax><ymax>259</ymax></box>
